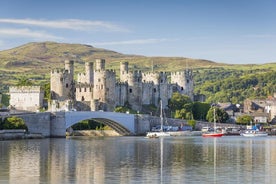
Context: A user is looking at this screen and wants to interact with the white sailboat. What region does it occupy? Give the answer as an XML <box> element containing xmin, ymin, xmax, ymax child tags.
<box><xmin>240</xmin><ymin>122</ymin><xmax>268</xmax><ymax>137</ymax></box>
<box><xmin>146</xmin><ymin>100</ymin><xmax>171</xmax><ymax>138</ymax></box>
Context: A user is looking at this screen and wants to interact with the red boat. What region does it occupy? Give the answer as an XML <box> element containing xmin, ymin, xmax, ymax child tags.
<box><xmin>202</xmin><ymin>105</ymin><xmax>224</xmax><ymax>138</ymax></box>
<box><xmin>202</xmin><ymin>132</ymin><xmax>224</xmax><ymax>137</ymax></box>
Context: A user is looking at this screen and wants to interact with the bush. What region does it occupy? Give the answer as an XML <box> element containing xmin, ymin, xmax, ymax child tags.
<box><xmin>187</xmin><ymin>120</ymin><xmax>196</xmax><ymax>130</ymax></box>
<box><xmin>2</xmin><ymin>116</ymin><xmax>28</xmax><ymax>130</ymax></box>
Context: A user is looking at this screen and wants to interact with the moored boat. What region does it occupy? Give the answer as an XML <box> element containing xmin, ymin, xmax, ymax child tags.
<box><xmin>146</xmin><ymin>100</ymin><xmax>171</xmax><ymax>138</ymax></box>
<box><xmin>240</xmin><ymin>129</ymin><xmax>268</xmax><ymax>137</ymax></box>
<box><xmin>202</xmin><ymin>132</ymin><xmax>224</xmax><ymax>137</ymax></box>
<box><xmin>146</xmin><ymin>131</ymin><xmax>171</xmax><ymax>138</ymax></box>
<box><xmin>202</xmin><ymin>105</ymin><xmax>224</xmax><ymax>138</ymax></box>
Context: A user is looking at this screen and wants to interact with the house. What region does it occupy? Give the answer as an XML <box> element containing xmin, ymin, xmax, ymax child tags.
<box><xmin>243</xmin><ymin>93</ymin><xmax>276</xmax><ymax>123</ymax></box>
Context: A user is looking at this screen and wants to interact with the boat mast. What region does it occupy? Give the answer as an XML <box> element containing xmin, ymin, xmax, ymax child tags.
<box><xmin>160</xmin><ymin>100</ymin><xmax>163</xmax><ymax>132</ymax></box>
<box><xmin>213</xmin><ymin>107</ymin><xmax>216</xmax><ymax>131</ymax></box>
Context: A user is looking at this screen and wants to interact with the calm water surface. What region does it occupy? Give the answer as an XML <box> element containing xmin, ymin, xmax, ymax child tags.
<box><xmin>1</xmin><ymin>136</ymin><xmax>276</xmax><ymax>184</ymax></box>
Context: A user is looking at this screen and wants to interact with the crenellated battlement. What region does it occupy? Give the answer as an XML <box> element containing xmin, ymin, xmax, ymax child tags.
<box><xmin>51</xmin><ymin>69</ymin><xmax>66</xmax><ymax>74</ymax></box>
<box><xmin>9</xmin><ymin>86</ymin><xmax>43</xmax><ymax>93</ymax></box>
<box><xmin>50</xmin><ymin>58</ymin><xmax>194</xmax><ymax>112</ymax></box>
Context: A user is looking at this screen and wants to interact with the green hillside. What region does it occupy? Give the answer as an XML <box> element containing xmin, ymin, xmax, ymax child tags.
<box><xmin>0</xmin><ymin>41</ymin><xmax>275</xmax><ymax>104</ymax></box>
<box><xmin>0</xmin><ymin>41</ymin><xmax>222</xmax><ymax>90</ymax></box>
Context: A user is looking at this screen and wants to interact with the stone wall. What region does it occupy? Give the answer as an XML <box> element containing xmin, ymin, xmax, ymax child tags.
<box><xmin>9</xmin><ymin>86</ymin><xmax>44</xmax><ymax>111</ymax></box>
<box><xmin>50</xmin><ymin>59</ymin><xmax>195</xmax><ymax>112</ymax></box>
<box><xmin>16</xmin><ymin>112</ymin><xmax>51</xmax><ymax>137</ymax></box>
<box><xmin>50</xmin><ymin>111</ymin><xmax>66</xmax><ymax>137</ymax></box>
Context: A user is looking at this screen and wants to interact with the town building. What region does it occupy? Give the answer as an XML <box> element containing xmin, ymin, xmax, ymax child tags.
<box><xmin>243</xmin><ymin>93</ymin><xmax>276</xmax><ymax>123</ymax></box>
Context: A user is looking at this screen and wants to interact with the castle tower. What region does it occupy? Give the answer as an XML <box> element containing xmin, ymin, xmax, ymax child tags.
<box><xmin>141</xmin><ymin>71</ymin><xmax>169</xmax><ymax>108</ymax></box>
<box><xmin>120</xmin><ymin>62</ymin><xmax>129</xmax><ymax>75</ymax></box>
<box><xmin>65</xmin><ymin>60</ymin><xmax>74</xmax><ymax>75</ymax></box>
<box><xmin>159</xmin><ymin>72</ymin><xmax>169</xmax><ymax>108</ymax></box>
<box><xmin>171</xmin><ymin>69</ymin><xmax>194</xmax><ymax>100</ymax></box>
<box><xmin>127</xmin><ymin>70</ymin><xmax>143</xmax><ymax>111</ymax></box>
<box><xmin>50</xmin><ymin>60</ymin><xmax>75</xmax><ymax>101</ymax></box>
<box><xmin>93</xmin><ymin>59</ymin><xmax>116</xmax><ymax>111</ymax></box>
<box><xmin>85</xmin><ymin>61</ymin><xmax>94</xmax><ymax>84</ymax></box>
<box><xmin>95</xmin><ymin>59</ymin><xmax>105</xmax><ymax>70</ymax></box>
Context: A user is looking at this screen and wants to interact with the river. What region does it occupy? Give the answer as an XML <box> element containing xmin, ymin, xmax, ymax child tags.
<box><xmin>1</xmin><ymin>136</ymin><xmax>276</xmax><ymax>183</ymax></box>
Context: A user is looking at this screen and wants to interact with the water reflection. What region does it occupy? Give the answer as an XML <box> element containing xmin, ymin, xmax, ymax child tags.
<box><xmin>1</xmin><ymin>137</ymin><xmax>276</xmax><ymax>183</ymax></box>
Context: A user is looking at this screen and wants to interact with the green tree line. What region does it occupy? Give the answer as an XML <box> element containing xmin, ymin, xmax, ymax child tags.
<box><xmin>194</xmin><ymin>69</ymin><xmax>276</xmax><ymax>104</ymax></box>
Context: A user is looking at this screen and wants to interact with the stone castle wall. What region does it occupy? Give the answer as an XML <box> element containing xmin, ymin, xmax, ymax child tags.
<box><xmin>50</xmin><ymin>59</ymin><xmax>194</xmax><ymax>112</ymax></box>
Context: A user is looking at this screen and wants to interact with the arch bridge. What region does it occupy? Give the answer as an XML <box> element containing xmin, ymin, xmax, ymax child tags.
<box><xmin>65</xmin><ymin>111</ymin><xmax>136</xmax><ymax>135</ymax></box>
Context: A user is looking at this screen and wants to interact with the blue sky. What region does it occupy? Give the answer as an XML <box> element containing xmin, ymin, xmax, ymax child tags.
<box><xmin>0</xmin><ymin>0</ymin><xmax>275</xmax><ymax>64</ymax></box>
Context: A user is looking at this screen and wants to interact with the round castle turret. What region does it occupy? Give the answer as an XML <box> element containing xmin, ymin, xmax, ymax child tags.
<box><xmin>51</xmin><ymin>60</ymin><xmax>74</xmax><ymax>101</ymax></box>
<box><xmin>171</xmin><ymin>69</ymin><xmax>194</xmax><ymax>100</ymax></box>
<box><xmin>93</xmin><ymin>59</ymin><xmax>116</xmax><ymax>111</ymax></box>
<box><xmin>119</xmin><ymin>62</ymin><xmax>143</xmax><ymax>111</ymax></box>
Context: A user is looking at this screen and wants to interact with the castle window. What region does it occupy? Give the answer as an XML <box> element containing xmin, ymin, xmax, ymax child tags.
<box><xmin>81</xmin><ymin>96</ymin><xmax>85</xmax><ymax>101</ymax></box>
<box><xmin>129</xmin><ymin>88</ymin><xmax>132</xmax><ymax>93</ymax></box>
<box><xmin>66</xmin><ymin>83</ymin><xmax>68</xmax><ymax>88</ymax></box>
<box><xmin>154</xmin><ymin>88</ymin><xmax>157</xmax><ymax>93</ymax></box>
<box><xmin>187</xmin><ymin>79</ymin><xmax>189</xmax><ymax>83</ymax></box>
<box><xmin>98</xmin><ymin>79</ymin><xmax>101</xmax><ymax>82</ymax></box>
<box><xmin>137</xmin><ymin>78</ymin><xmax>140</xmax><ymax>82</ymax></box>
<box><xmin>84</xmin><ymin>88</ymin><xmax>86</xmax><ymax>92</ymax></box>
<box><xmin>161</xmin><ymin>79</ymin><xmax>163</xmax><ymax>83</ymax></box>
<box><xmin>181</xmin><ymin>87</ymin><xmax>184</xmax><ymax>91</ymax></box>
<box><xmin>101</xmin><ymin>85</ymin><xmax>103</xmax><ymax>89</ymax></box>
<box><xmin>90</xmin><ymin>87</ymin><xmax>92</xmax><ymax>92</ymax></box>
<box><xmin>79</xmin><ymin>88</ymin><xmax>81</xmax><ymax>92</ymax></box>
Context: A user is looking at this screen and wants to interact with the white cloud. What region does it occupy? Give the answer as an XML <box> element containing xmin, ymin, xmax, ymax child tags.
<box><xmin>93</xmin><ymin>38</ymin><xmax>176</xmax><ymax>46</ymax></box>
<box><xmin>0</xmin><ymin>28</ymin><xmax>62</xmax><ymax>39</ymax></box>
<box><xmin>0</xmin><ymin>18</ymin><xmax>128</xmax><ymax>32</ymax></box>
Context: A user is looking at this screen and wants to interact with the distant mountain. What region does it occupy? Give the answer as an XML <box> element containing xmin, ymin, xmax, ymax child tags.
<box><xmin>0</xmin><ymin>41</ymin><xmax>221</xmax><ymax>73</ymax></box>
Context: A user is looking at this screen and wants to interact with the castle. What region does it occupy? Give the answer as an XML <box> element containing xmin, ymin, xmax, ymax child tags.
<box><xmin>50</xmin><ymin>59</ymin><xmax>194</xmax><ymax>112</ymax></box>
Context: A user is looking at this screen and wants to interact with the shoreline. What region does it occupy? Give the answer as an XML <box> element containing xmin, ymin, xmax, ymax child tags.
<box><xmin>0</xmin><ymin>129</ymin><xmax>44</xmax><ymax>140</ymax></box>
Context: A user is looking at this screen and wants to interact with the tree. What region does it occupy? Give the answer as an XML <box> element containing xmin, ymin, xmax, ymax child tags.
<box><xmin>168</xmin><ymin>93</ymin><xmax>193</xmax><ymax>119</ymax></box>
<box><xmin>43</xmin><ymin>82</ymin><xmax>51</xmax><ymax>100</ymax></box>
<box><xmin>174</xmin><ymin>109</ymin><xmax>187</xmax><ymax>119</ymax></box>
<box><xmin>192</xmin><ymin>102</ymin><xmax>210</xmax><ymax>121</ymax></box>
<box><xmin>187</xmin><ymin>120</ymin><xmax>196</xmax><ymax>130</ymax></box>
<box><xmin>206</xmin><ymin>107</ymin><xmax>229</xmax><ymax>123</ymax></box>
<box><xmin>114</xmin><ymin>106</ymin><xmax>136</xmax><ymax>114</ymax></box>
<box><xmin>236</xmin><ymin>115</ymin><xmax>253</xmax><ymax>125</ymax></box>
<box><xmin>2</xmin><ymin>116</ymin><xmax>28</xmax><ymax>130</ymax></box>
<box><xmin>168</xmin><ymin>93</ymin><xmax>192</xmax><ymax>112</ymax></box>
<box><xmin>16</xmin><ymin>76</ymin><xmax>33</xmax><ymax>86</ymax></box>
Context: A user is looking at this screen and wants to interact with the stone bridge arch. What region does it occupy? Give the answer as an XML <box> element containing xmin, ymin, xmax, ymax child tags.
<box><xmin>65</xmin><ymin>111</ymin><xmax>136</xmax><ymax>135</ymax></box>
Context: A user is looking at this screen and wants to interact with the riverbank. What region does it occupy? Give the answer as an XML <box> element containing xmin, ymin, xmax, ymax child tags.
<box><xmin>0</xmin><ymin>129</ymin><xmax>44</xmax><ymax>140</ymax></box>
<box><xmin>67</xmin><ymin>130</ymin><xmax>121</xmax><ymax>137</ymax></box>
